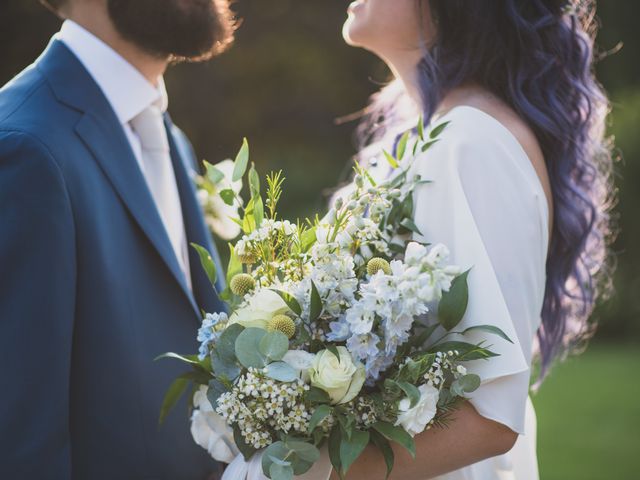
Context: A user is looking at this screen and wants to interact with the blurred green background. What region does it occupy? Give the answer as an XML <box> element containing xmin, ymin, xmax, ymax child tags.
<box><xmin>1</xmin><ymin>1</ymin><xmax>638</xmax><ymax>478</ymax></box>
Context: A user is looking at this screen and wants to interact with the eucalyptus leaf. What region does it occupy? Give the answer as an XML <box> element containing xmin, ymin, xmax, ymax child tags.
<box><xmin>269</xmin><ymin>456</ymin><xmax>292</xmax><ymax>467</ymax></box>
<box><xmin>232</xmin><ymin>137</ymin><xmax>250</xmax><ymax>182</ymax></box>
<box><xmin>265</xmin><ymin>361</ymin><xmax>298</xmax><ymax>382</ymax></box>
<box><xmin>249</xmin><ymin>163</ymin><xmax>261</xmax><ymax>197</ymax></box>
<box><xmin>262</xmin><ymin>441</ymin><xmax>289</xmax><ymax>475</ymax></box>
<box><xmin>217</xmin><ymin>323</ymin><xmax>244</xmax><ymax>361</ymax></box>
<box><xmin>253</xmin><ymin>195</ymin><xmax>264</xmax><ymax>228</ymax></box>
<box><xmin>451</xmin><ymin>373</ymin><xmax>481</xmax><ymax>396</ymax></box>
<box><xmin>235</xmin><ymin>328</ymin><xmax>268</xmax><ymax>368</ymax></box>
<box><xmin>211</xmin><ymin>350</ymin><xmax>241</xmax><ymax>380</ymax></box>
<box><xmin>286</xmin><ymin>440</ymin><xmax>320</xmax><ymax>463</ymax></box>
<box><xmin>204</xmin><ymin>161</ymin><xmax>225</xmax><ymax>185</ymax></box>
<box><xmin>259</xmin><ymin>330</ymin><xmax>289</xmax><ymax>361</ymax></box>
<box><xmin>262</xmin><ymin>441</ymin><xmax>314</xmax><ymax>477</ymax></box>
<box><xmin>438</xmin><ymin>270</ymin><xmax>470</xmax><ymax>330</ymax></box>
<box><xmin>269</xmin><ymin>463</ymin><xmax>293</xmax><ymax>480</ymax></box>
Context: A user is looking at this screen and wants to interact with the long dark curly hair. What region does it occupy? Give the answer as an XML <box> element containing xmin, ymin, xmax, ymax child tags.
<box><xmin>357</xmin><ymin>0</ymin><xmax>616</xmax><ymax>385</ymax></box>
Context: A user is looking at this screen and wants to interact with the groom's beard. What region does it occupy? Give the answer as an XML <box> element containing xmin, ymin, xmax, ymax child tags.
<box><xmin>107</xmin><ymin>0</ymin><xmax>234</xmax><ymax>61</ymax></box>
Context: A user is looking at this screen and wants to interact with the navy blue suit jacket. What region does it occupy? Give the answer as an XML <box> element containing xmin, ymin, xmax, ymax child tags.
<box><xmin>0</xmin><ymin>40</ymin><xmax>225</xmax><ymax>479</ymax></box>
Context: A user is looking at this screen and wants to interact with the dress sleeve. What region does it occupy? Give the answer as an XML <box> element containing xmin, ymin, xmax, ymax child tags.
<box><xmin>410</xmin><ymin>123</ymin><xmax>549</xmax><ymax>435</ymax></box>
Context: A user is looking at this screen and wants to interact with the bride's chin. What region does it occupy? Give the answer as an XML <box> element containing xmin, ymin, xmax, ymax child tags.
<box><xmin>342</xmin><ymin>19</ymin><xmax>364</xmax><ymax>47</ymax></box>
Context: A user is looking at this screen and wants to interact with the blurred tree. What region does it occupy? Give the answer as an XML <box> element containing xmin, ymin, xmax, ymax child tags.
<box><xmin>0</xmin><ymin>0</ymin><xmax>637</xmax><ymax>338</ymax></box>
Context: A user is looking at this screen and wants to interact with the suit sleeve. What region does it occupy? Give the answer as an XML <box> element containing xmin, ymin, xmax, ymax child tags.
<box><xmin>0</xmin><ymin>131</ymin><xmax>76</xmax><ymax>479</ymax></box>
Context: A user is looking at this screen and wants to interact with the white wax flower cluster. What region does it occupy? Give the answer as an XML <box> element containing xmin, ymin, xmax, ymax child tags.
<box><xmin>216</xmin><ymin>367</ymin><xmax>311</xmax><ymax>449</ymax></box>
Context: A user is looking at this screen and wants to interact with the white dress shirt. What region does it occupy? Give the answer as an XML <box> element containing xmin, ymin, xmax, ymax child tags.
<box><xmin>57</xmin><ymin>20</ymin><xmax>192</xmax><ymax>287</ymax></box>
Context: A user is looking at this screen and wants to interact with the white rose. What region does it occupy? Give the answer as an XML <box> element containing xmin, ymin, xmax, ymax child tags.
<box><xmin>309</xmin><ymin>347</ymin><xmax>365</xmax><ymax>405</ymax></box>
<box><xmin>229</xmin><ymin>289</ymin><xmax>290</xmax><ymax>329</ymax></box>
<box><xmin>395</xmin><ymin>383</ymin><xmax>440</xmax><ymax>437</ymax></box>
<box><xmin>282</xmin><ymin>350</ymin><xmax>316</xmax><ymax>382</ymax></box>
<box><xmin>190</xmin><ymin>386</ymin><xmax>239</xmax><ymax>463</ymax></box>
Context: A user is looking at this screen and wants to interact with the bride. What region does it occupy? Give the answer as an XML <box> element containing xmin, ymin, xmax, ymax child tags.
<box><xmin>331</xmin><ymin>0</ymin><xmax>614</xmax><ymax>478</ymax></box>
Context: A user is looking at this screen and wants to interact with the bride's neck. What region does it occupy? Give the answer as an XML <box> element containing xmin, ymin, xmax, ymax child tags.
<box><xmin>383</xmin><ymin>50</ymin><xmax>424</xmax><ymax>109</ymax></box>
<box><xmin>386</xmin><ymin>53</ymin><xmax>488</xmax><ymax>120</ymax></box>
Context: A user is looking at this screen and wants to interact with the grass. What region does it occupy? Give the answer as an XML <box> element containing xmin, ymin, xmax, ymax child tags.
<box><xmin>531</xmin><ymin>341</ymin><xmax>640</xmax><ymax>480</ymax></box>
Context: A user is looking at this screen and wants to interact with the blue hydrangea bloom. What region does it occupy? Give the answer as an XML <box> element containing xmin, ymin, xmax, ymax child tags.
<box><xmin>197</xmin><ymin>312</ymin><xmax>228</xmax><ymax>361</ymax></box>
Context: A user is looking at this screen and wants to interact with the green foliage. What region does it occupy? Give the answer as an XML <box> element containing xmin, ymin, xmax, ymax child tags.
<box><xmin>371</xmin><ymin>421</ymin><xmax>416</xmax><ymax>458</ymax></box>
<box><xmin>450</xmin><ymin>374</ymin><xmax>481</xmax><ymax>396</ymax></box>
<box><xmin>158</xmin><ymin>377</ymin><xmax>189</xmax><ymax>426</ymax></box>
<box><xmin>234</xmin><ymin>327</ymin><xmax>269</xmax><ymax>368</ymax></box>
<box><xmin>258</xmin><ymin>330</ymin><xmax>289</xmax><ymax>361</ymax></box>
<box><xmin>271</xmin><ymin>289</ymin><xmax>302</xmax><ymax>316</ymax></box>
<box><xmin>308</xmin><ymin>404</ymin><xmax>332</xmax><ymax>432</ymax></box>
<box><xmin>438</xmin><ymin>270</ymin><xmax>470</xmax><ymax>330</ymax></box>
<box><xmin>232</xmin><ymin>138</ymin><xmax>250</xmax><ymax>182</ymax></box>
<box><xmin>309</xmin><ymin>280</ymin><xmax>322</xmax><ymax>321</ymax></box>
<box><xmin>191</xmin><ymin>243</ymin><xmax>218</xmax><ymax>288</ymax></box>
<box><xmin>261</xmin><ymin>439</ymin><xmax>320</xmax><ymax>478</ymax></box>
<box><xmin>203</xmin><ymin>161</ymin><xmax>225</xmax><ymax>184</ymax></box>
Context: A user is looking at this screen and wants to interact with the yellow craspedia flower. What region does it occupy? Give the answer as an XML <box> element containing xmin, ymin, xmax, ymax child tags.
<box><xmin>230</xmin><ymin>273</ymin><xmax>256</xmax><ymax>296</ymax></box>
<box><xmin>367</xmin><ymin>257</ymin><xmax>392</xmax><ymax>276</ymax></box>
<box><xmin>268</xmin><ymin>314</ymin><xmax>296</xmax><ymax>339</ymax></box>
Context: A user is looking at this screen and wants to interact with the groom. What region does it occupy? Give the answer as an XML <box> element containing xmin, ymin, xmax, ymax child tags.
<box><xmin>0</xmin><ymin>1</ymin><xmax>235</xmax><ymax>478</ymax></box>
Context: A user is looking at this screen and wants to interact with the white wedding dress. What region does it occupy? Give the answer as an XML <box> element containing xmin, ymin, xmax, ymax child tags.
<box><xmin>358</xmin><ymin>105</ymin><xmax>547</xmax><ymax>480</ymax></box>
<box><xmin>212</xmin><ymin>105</ymin><xmax>547</xmax><ymax>479</ymax></box>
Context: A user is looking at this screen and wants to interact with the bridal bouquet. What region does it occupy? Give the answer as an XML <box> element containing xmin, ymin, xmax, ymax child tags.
<box><xmin>160</xmin><ymin>120</ymin><xmax>512</xmax><ymax>479</ymax></box>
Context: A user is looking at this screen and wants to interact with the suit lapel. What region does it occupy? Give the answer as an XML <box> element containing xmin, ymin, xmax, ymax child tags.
<box><xmin>38</xmin><ymin>40</ymin><xmax>200</xmax><ymax>318</ymax></box>
<box><xmin>165</xmin><ymin>115</ymin><xmax>226</xmax><ymax>317</ymax></box>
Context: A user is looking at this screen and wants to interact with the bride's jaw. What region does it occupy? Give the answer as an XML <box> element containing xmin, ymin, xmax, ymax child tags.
<box><xmin>343</xmin><ymin>0</ymin><xmax>431</xmax><ymax>110</ymax></box>
<box><xmin>343</xmin><ymin>0</ymin><xmax>369</xmax><ymax>47</ymax></box>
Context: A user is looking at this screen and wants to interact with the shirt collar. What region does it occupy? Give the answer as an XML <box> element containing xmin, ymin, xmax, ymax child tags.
<box><xmin>55</xmin><ymin>20</ymin><xmax>168</xmax><ymax>124</ymax></box>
